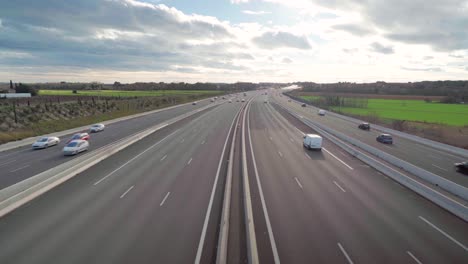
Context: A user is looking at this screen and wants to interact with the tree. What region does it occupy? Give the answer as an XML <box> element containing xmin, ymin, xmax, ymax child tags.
<box><xmin>10</xmin><ymin>80</ymin><xmax>13</xmax><ymax>90</ymax></box>
<box><xmin>16</xmin><ymin>83</ymin><xmax>38</xmax><ymax>96</ymax></box>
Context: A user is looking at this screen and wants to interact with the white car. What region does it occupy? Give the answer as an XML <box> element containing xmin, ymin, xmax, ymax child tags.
<box><xmin>32</xmin><ymin>136</ymin><xmax>60</xmax><ymax>149</ymax></box>
<box><xmin>318</xmin><ymin>109</ymin><xmax>326</xmax><ymax>116</ymax></box>
<box><xmin>241</xmin><ymin>99</ymin><xmax>245</xmax><ymax>102</ymax></box>
<box><xmin>303</xmin><ymin>134</ymin><xmax>322</xmax><ymax>150</ymax></box>
<box><xmin>210</xmin><ymin>98</ymin><xmax>215</xmax><ymax>102</ymax></box>
<box><xmin>63</xmin><ymin>140</ymin><xmax>89</xmax><ymax>156</ymax></box>
<box><xmin>192</xmin><ymin>101</ymin><xmax>198</xmax><ymax>105</ymax></box>
<box><xmin>89</xmin><ymin>123</ymin><xmax>105</xmax><ymax>133</ymax></box>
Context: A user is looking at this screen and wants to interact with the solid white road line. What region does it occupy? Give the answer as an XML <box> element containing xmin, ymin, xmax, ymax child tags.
<box><xmin>120</xmin><ymin>185</ymin><xmax>134</xmax><ymax>199</ymax></box>
<box><xmin>294</xmin><ymin>126</ymin><xmax>305</xmax><ymax>136</ymax></box>
<box><xmin>201</xmin><ymin>140</ymin><xmax>205</xmax><ymax>145</ymax></box>
<box><xmin>323</xmin><ymin>148</ymin><xmax>354</xmax><ymax>170</ymax></box>
<box><xmin>289</xmin><ymin>138</ymin><xmax>294</xmax><ymax>143</ymax></box>
<box><xmin>338</xmin><ymin>243</ymin><xmax>354</xmax><ymax>264</ymax></box>
<box><xmin>180</xmin><ymin>138</ymin><xmax>185</xmax><ymax>143</ymax></box>
<box><xmin>160</xmin><ymin>155</ymin><xmax>167</xmax><ymax>161</ymax></box>
<box><xmin>431</xmin><ymin>164</ymin><xmax>448</xmax><ymax>171</ymax></box>
<box><xmin>247</xmin><ymin>102</ymin><xmax>280</xmax><ymax>264</ymax></box>
<box><xmin>269</xmin><ymin>136</ymin><xmax>273</xmax><ymax>141</ymax></box>
<box><xmin>407</xmin><ymin>251</ymin><xmax>423</xmax><ymax>264</ymax></box>
<box><xmin>187</xmin><ymin>158</ymin><xmax>192</xmax><ymax>165</ymax></box>
<box><xmin>93</xmin><ymin>130</ymin><xmax>179</xmax><ymax>185</ymax></box>
<box><xmin>278</xmin><ymin>151</ymin><xmax>283</xmax><ymax>158</ymax></box>
<box><xmin>304</xmin><ymin>153</ymin><xmax>311</xmax><ymax>160</ymax></box>
<box><xmin>0</xmin><ymin>159</ymin><xmax>17</xmax><ymax>167</ymax></box>
<box><xmin>333</xmin><ymin>181</ymin><xmax>346</xmax><ymax>193</ymax></box>
<box><xmin>294</xmin><ymin>177</ymin><xmax>303</xmax><ymax>189</ymax></box>
<box><xmin>419</xmin><ymin>216</ymin><xmax>468</xmax><ymax>252</ymax></box>
<box><xmin>160</xmin><ymin>192</ymin><xmax>170</xmax><ymax>206</ymax></box>
<box><xmin>9</xmin><ymin>164</ymin><xmax>30</xmax><ymax>173</ymax></box>
<box><xmin>195</xmin><ymin>106</ymin><xmax>240</xmax><ymax>264</ymax></box>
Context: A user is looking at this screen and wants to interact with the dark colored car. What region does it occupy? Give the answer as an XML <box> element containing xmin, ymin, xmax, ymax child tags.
<box><xmin>67</xmin><ymin>132</ymin><xmax>90</xmax><ymax>144</ymax></box>
<box><xmin>358</xmin><ymin>123</ymin><xmax>370</xmax><ymax>130</ymax></box>
<box><xmin>301</xmin><ymin>103</ymin><xmax>307</xmax><ymax>107</ymax></box>
<box><xmin>455</xmin><ymin>162</ymin><xmax>468</xmax><ymax>174</ymax></box>
<box><xmin>376</xmin><ymin>134</ymin><xmax>393</xmax><ymax>144</ymax></box>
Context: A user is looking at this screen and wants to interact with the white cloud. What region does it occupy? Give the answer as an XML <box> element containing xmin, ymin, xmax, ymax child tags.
<box><xmin>242</xmin><ymin>10</ymin><xmax>271</xmax><ymax>15</ymax></box>
<box><xmin>252</xmin><ymin>31</ymin><xmax>311</xmax><ymax>49</ymax></box>
<box><xmin>369</xmin><ymin>42</ymin><xmax>394</xmax><ymax>54</ymax></box>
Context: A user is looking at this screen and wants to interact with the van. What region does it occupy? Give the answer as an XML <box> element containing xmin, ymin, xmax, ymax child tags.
<box><xmin>303</xmin><ymin>134</ymin><xmax>322</xmax><ymax>150</ymax></box>
<box><xmin>318</xmin><ymin>109</ymin><xmax>326</xmax><ymax>116</ymax></box>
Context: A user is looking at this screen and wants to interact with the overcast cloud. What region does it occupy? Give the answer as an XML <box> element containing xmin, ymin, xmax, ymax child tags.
<box><xmin>0</xmin><ymin>0</ymin><xmax>467</xmax><ymax>82</ymax></box>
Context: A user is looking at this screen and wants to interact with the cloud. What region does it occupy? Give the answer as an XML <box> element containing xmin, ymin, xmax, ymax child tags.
<box><xmin>276</xmin><ymin>0</ymin><xmax>468</xmax><ymax>51</ymax></box>
<box><xmin>252</xmin><ymin>31</ymin><xmax>311</xmax><ymax>49</ymax></box>
<box><xmin>342</xmin><ymin>48</ymin><xmax>358</xmax><ymax>54</ymax></box>
<box><xmin>423</xmin><ymin>56</ymin><xmax>434</xmax><ymax>60</ymax></box>
<box><xmin>231</xmin><ymin>0</ymin><xmax>250</xmax><ymax>3</ymax></box>
<box><xmin>449</xmin><ymin>54</ymin><xmax>464</xmax><ymax>59</ymax></box>
<box><xmin>332</xmin><ymin>23</ymin><xmax>374</xmax><ymax>36</ymax></box>
<box><xmin>369</xmin><ymin>42</ymin><xmax>394</xmax><ymax>54</ymax></box>
<box><xmin>282</xmin><ymin>57</ymin><xmax>293</xmax><ymax>63</ymax></box>
<box><xmin>401</xmin><ymin>66</ymin><xmax>442</xmax><ymax>72</ymax></box>
<box><xmin>0</xmin><ymin>0</ymin><xmax>245</xmax><ymax>72</ymax></box>
<box><xmin>242</xmin><ymin>10</ymin><xmax>271</xmax><ymax>15</ymax></box>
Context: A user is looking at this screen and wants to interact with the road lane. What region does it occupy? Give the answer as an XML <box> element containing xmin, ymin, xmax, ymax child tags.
<box><xmin>0</xmin><ymin>98</ymin><xmax>221</xmax><ymax>190</ymax></box>
<box><xmin>0</xmin><ymin>100</ymin><xmax>244</xmax><ymax>264</ymax></box>
<box><xmin>273</xmin><ymin>93</ymin><xmax>468</xmax><ymax>187</ymax></box>
<box><xmin>248</xmin><ymin>97</ymin><xmax>468</xmax><ymax>263</ymax></box>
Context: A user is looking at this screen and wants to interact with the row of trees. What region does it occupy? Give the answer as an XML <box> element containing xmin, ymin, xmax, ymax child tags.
<box><xmin>31</xmin><ymin>81</ymin><xmax>264</xmax><ymax>92</ymax></box>
<box><xmin>296</xmin><ymin>81</ymin><xmax>468</xmax><ymax>99</ymax></box>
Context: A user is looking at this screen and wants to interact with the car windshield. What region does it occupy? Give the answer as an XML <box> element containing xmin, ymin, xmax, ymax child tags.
<box><xmin>66</xmin><ymin>142</ymin><xmax>78</xmax><ymax>147</ymax></box>
<box><xmin>71</xmin><ymin>135</ymin><xmax>81</xmax><ymax>139</ymax></box>
<box><xmin>38</xmin><ymin>138</ymin><xmax>48</xmax><ymax>142</ymax></box>
<box><xmin>92</xmin><ymin>125</ymin><xmax>99</xmax><ymax>127</ymax></box>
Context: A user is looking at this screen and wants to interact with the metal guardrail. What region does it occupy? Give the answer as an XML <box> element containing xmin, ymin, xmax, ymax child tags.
<box><xmin>275</xmin><ymin>103</ymin><xmax>468</xmax><ymax>222</ymax></box>
<box><xmin>284</xmin><ymin>93</ymin><xmax>468</xmax><ymax>159</ymax></box>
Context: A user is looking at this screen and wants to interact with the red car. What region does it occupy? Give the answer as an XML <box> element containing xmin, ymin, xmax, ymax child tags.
<box><xmin>67</xmin><ymin>133</ymin><xmax>90</xmax><ymax>144</ymax></box>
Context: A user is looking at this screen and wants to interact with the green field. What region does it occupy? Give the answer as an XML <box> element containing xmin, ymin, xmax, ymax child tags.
<box><xmin>39</xmin><ymin>89</ymin><xmax>223</xmax><ymax>97</ymax></box>
<box><xmin>300</xmin><ymin>96</ymin><xmax>468</xmax><ymax>126</ymax></box>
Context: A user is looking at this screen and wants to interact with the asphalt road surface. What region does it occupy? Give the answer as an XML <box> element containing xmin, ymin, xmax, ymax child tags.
<box><xmin>0</xmin><ymin>98</ymin><xmax>246</xmax><ymax>264</ymax></box>
<box><xmin>271</xmin><ymin>92</ymin><xmax>468</xmax><ymax>188</ymax></box>
<box><xmin>0</xmin><ymin>98</ymin><xmax>219</xmax><ymax>190</ymax></box>
<box><xmin>247</xmin><ymin>97</ymin><xmax>468</xmax><ymax>263</ymax></box>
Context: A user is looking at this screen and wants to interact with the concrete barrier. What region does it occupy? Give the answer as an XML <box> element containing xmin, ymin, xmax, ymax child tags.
<box><xmin>0</xmin><ymin>102</ymin><xmax>220</xmax><ymax>218</ymax></box>
<box><xmin>276</xmin><ymin>103</ymin><xmax>468</xmax><ymax>222</ymax></box>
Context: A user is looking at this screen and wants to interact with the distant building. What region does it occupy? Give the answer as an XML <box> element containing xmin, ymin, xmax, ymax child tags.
<box><xmin>0</xmin><ymin>93</ymin><xmax>31</xmax><ymax>98</ymax></box>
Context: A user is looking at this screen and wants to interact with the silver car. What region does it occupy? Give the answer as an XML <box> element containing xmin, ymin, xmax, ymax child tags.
<box><xmin>32</xmin><ymin>136</ymin><xmax>60</xmax><ymax>149</ymax></box>
<box><xmin>89</xmin><ymin>123</ymin><xmax>105</xmax><ymax>133</ymax></box>
<box><xmin>63</xmin><ymin>140</ymin><xmax>89</xmax><ymax>156</ymax></box>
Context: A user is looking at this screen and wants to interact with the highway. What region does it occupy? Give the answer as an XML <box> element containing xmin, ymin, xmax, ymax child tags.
<box><xmin>0</xmin><ymin>98</ymin><xmax>218</xmax><ymax>190</ymax></box>
<box><xmin>247</xmin><ymin>97</ymin><xmax>468</xmax><ymax>263</ymax></box>
<box><xmin>271</xmin><ymin>92</ymin><xmax>468</xmax><ymax>188</ymax></box>
<box><xmin>0</xmin><ymin>90</ymin><xmax>466</xmax><ymax>264</ymax></box>
<box><xmin>0</xmin><ymin>96</ymin><xmax>247</xmax><ymax>264</ymax></box>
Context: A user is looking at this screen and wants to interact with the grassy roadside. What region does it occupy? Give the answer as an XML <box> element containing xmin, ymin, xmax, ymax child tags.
<box><xmin>39</xmin><ymin>89</ymin><xmax>223</xmax><ymax>97</ymax></box>
<box><xmin>299</xmin><ymin>95</ymin><xmax>468</xmax><ymax>126</ymax></box>
<box><xmin>0</xmin><ymin>93</ymin><xmax>216</xmax><ymax>144</ymax></box>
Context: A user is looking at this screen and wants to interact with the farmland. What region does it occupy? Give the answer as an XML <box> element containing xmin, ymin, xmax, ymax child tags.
<box><xmin>299</xmin><ymin>95</ymin><xmax>468</xmax><ymax>126</ymax></box>
<box><xmin>39</xmin><ymin>89</ymin><xmax>223</xmax><ymax>97</ymax></box>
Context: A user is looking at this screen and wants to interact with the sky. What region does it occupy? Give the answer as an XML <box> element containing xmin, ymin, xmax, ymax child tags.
<box><xmin>0</xmin><ymin>0</ymin><xmax>467</xmax><ymax>83</ymax></box>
